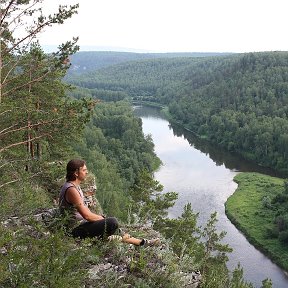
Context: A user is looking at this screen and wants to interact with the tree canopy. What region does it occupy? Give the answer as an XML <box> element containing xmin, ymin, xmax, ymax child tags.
<box><xmin>0</xmin><ymin>0</ymin><xmax>86</xmax><ymax>190</ymax></box>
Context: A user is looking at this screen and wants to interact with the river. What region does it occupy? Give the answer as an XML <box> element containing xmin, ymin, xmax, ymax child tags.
<box><xmin>134</xmin><ymin>105</ymin><xmax>288</xmax><ymax>288</ymax></box>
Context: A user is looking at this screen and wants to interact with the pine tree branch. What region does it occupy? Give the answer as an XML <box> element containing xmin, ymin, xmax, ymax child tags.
<box><xmin>2</xmin><ymin>56</ymin><xmax>48</xmax><ymax>89</ymax></box>
<box><xmin>0</xmin><ymin>123</ymin><xmax>18</xmax><ymax>135</ymax></box>
<box><xmin>0</xmin><ymin>118</ymin><xmax>60</xmax><ymax>137</ymax></box>
<box><xmin>1</xmin><ymin>58</ymin><xmax>22</xmax><ymax>86</ymax></box>
<box><xmin>0</xmin><ymin>171</ymin><xmax>42</xmax><ymax>189</ymax></box>
<box><xmin>5</xmin><ymin>4</ymin><xmax>79</xmax><ymax>54</ymax></box>
<box><xmin>0</xmin><ymin>178</ymin><xmax>20</xmax><ymax>189</ymax></box>
<box><xmin>0</xmin><ymin>133</ymin><xmax>51</xmax><ymax>153</ymax></box>
<box><xmin>6</xmin><ymin>0</ymin><xmax>39</xmax><ymax>28</ymax></box>
<box><xmin>6</xmin><ymin>22</ymin><xmax>46</xmax><ymax>54</ymax></box>
<box><xmin>0</xmin><ymin>109</ymin><xmax>12</xmax><ymax>117</ymax></box>
<box><xmin>2</xmin><ymin>69</ymin><xmax>51</xmax><ymax>96</ymax></box>
<box><xmin>0</xmin><ymin>159</ymin><xmax>29</xmax><ymax>170</ymax></box>
<box><xmin>0</xmin><ymin>0</ymin><xmax>15</xmax><ymax>27</ymax></box>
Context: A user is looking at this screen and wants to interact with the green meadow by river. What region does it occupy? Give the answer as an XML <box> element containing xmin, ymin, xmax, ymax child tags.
<box><xmin>225</xmin><ymin>172</ymin><xmax>288</xmax><ymax>271</ymax></box>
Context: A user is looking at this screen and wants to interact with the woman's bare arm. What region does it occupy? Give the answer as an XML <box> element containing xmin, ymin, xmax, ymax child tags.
<box><xmin>66</xmin><ymin>187</ymin><xmax>104</xmax><ymax>221</ymax></box>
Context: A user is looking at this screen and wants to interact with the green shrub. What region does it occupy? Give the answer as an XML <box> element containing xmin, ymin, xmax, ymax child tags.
<box><xmin>0</xmin><ymin>224</ymin><xmax>88</xmax><ymax>288</ymax></box>
<box><xmin>278</xmin><ymin>230</ymin><xmax>288</xmax><ymax>244</ymax></box>
<box><xmin>265</xmin><ymin>226</ymin><xmax>279</xmax><ymax>239</ymax></box>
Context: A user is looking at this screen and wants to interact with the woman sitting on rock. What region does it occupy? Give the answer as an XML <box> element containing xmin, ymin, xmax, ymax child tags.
<box><xmin>59</xmin><ymin>159</ymin><xmax>160</xmax><ymax>247</ymax></box>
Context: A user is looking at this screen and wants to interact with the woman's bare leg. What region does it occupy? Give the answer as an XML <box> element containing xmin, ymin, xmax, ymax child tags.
<box><xmin>121</xmin><ymin>233</ymin><xmax>142</xmax><ymax>245</ymax></box>
<box><xmin>108</xmin><ymin>232</ymin><xmax>160</xmax><ymax>246</ymax></box>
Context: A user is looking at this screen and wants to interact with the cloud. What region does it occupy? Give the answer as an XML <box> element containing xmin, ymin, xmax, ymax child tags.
<box><xmin>39</xmin><ymin>0</ymin><xmax>288</xmax><ymax>53</ymax></box>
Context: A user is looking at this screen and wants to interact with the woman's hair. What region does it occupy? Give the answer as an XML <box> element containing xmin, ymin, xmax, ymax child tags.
<box><xmin>66</xmin><ymin>159</ymin><xmax>86</xmax><ymax>181</ymax></box>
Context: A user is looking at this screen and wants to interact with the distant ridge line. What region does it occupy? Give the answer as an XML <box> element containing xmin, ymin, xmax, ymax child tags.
<box><xmin>67</xmin><ymin>50</ymin><xmax>234</xmax><ymax>74</ymax></box>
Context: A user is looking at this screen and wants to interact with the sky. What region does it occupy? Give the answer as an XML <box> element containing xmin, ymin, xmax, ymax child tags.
<box><xmin>39</xmin><ymin>0</ymin><xmax>288</xmax><ymax>53</ymax></box>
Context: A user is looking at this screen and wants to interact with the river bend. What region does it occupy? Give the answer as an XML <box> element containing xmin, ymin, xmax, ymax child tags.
<box><xmin>134</xmin><ymin>105</ymin><xmax>288</xmax><ymax>288</ymax></box>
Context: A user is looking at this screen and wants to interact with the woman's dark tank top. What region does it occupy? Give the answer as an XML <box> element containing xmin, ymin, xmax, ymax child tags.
<box><xmin>59</xmin><ymin>182</ymin><xmax>87</xmax><ymax>227</ymax></box>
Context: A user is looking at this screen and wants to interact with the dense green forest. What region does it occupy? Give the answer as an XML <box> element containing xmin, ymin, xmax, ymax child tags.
<box><xmin>0</xmin><ymin>2</ymin><xmax>267</xmax><ymax>287</ymax></box>
<box><xmin>66</xmin><ymin>52</ymin><xmax>288</xmax><ymax>176</ymax></box>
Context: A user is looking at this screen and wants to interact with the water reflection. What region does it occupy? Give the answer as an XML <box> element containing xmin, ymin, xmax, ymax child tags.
<box><xmin>135</xmin><ymin>105</ymin><xmax>282</xmax><ymax>177</ymax></box>
<box><xmin>168</xmin><ymin>122</ymin><xmax>282</xmax><ymax>177</ymax></box>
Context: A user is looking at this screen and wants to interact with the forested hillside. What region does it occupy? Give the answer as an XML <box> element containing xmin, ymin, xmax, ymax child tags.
<box><xmin>67</xmin><ymin>51</ymin><xmax>231</xmax><ymax>74</ymax></box>
<box><xmin>66</xmin><ymin>52</ymin><xmax>288</xmax><ymax>175</ymax></box>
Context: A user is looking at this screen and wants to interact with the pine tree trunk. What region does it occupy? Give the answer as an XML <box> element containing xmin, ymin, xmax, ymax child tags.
<box><xmin>0</xmin><ymin>27</ymin><xmax>2</xmax><ymax>104</ymax></box>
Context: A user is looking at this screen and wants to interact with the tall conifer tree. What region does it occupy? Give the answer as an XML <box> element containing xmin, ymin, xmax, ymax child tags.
<box><xmin>0</xmin><ymin>1</ymin><xmax>91</xmax><ymax>188</ymax></box>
